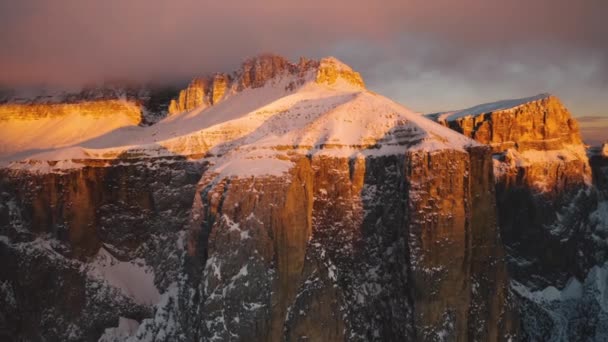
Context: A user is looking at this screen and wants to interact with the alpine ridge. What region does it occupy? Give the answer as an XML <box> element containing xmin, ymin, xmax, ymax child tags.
<box><xmin>0</xmin><ymin>54</ymin><xmax>605</xmax><ymax>341</ymax></box>
<box><xmin>167</xmin><ymin>55</ymin><xmax>365</xmax><ymax>115</ymax></box>
<box><xmin>0</xmin><ymin>55</ymin><xmax>518</xmax><ymax>341</ymax></box>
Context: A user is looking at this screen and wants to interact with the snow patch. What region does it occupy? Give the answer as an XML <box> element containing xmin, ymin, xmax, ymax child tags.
<box><xmin>211</xmin><ymin>155</ymin><xmax>294</xmax><ymax>178</ymax></box>
<box><xmin>98</xmin><ymin>317</ymin><xmax>140</xmax><ymax>342</ymax></box>
<box><xmin>431</xmin><ymin>93</ymin><xmax>550</xmax><ymax>122</ymax></box>
<box><xmin>86</xmin><ymin>248</ymin><xmax>160</xmax><ymax>306</ymax></box>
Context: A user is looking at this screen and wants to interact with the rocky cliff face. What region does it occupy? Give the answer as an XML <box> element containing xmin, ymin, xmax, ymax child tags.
<box><xmin>179</xmin><ymin>147</ymin><xmax>516</xmax><ymax>341</ymax></box>
<box><xmin>0</xmin><ymin>83</ymin><xmax>180</xmax><ymax>125</ymax></box>
<box><xmin>430</xmin><ymin>94</ymin><xmax>608</xmax><ymax>340</ymax></box>
<box><xmin>0</xmin><ymin>55</ymin><xmax>514</xmax><ymax>341</ymax></box>
<box><xmin>430</xmin><ymin>94</ymin><xmax>583</xmax><ymax>153</ymax></box>
<box><xmin>0</xmin><ymin>158</ymin><xmax>205</xmax><ymax>341</ymax></box>
<box><xmin>161</xmin><ymin>77</ymin><xmax>515</xmax><ymax>340</ymax></box>
<box><xmin>168</xmin><ymin>54</ymin><xmax>364</xmax><ymax>115</ymax></box>
<box><xmin>0</xmin><ymin>100</ymin><xmax>142</xmax><ymax>123</ymax></box>
<box><xmin>591</xmin><ymin>143</ymin><xmax>608</xmax><ymax>196</ymax></box>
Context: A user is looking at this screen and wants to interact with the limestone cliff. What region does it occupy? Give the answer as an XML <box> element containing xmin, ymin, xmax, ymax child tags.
<box><xmin>168</xmin><ymin>78</ymin><xmax>210</xmax><ymax>114</ymax></box>
<box><xmin>430</xmin><ymin>93</ymin><xmax>591</xmax><ymax>198</ymax></box>
<box><xmin>168</xmin><ymin>54</ymin><xmax>365</xmax><ymax>115</ymax></box>
<box><xmin>0</xmin><ymin>83</ymin><xmax>180</xmax><ymax>125</ymax></box>
<box><xmin>171</xmin><ymin>86</ymin><xmax>517</xmax><ymax>340</ymax></box>
<box><xmin>0</xmin><ymin>157</ymin><xmax>205</xmax><ymax>341</ymax></box>
<box><xmin>430</xmin><ymin>94</ymin><xmax>596</xmax><ymax>282</ymax></box>
<box><xmin>429</xmin><ymin>93</ymin><xmax>591</xmax><ymax>203</ymax></box>
<box><xmin>591</xmin><ymin>143</ymin><xmax>608</xmax><ymax>197</ymax></box>
<box><xmin>183</xmin><ymin>148</ymin><xmax>516</xmax><ymax>341</ymax></box>
<box><xmin>314</xmin><ymin>57</ymin><xmax>365</xmax><ymax>88</ymax></box>
<box><xmin>430</xmin><ymin>94</ymin><xmax>608</xmax><ymax>340</ymax></box>
<box><xmin>0</xmin><ymin>55</ymin><xmax>515</xmax><ymax>341</ymax></box>
<box><xmin>0</xmin><ymin>100</ymin><xmax>142</xmax><ymax>123</ymax></box>
<box><xmin>430</xmin><ymin>94</ymin><xmax>582</xmax><ymax>153</ymax></box>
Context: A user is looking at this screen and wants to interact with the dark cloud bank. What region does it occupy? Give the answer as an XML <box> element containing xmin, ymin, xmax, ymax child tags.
<box><xmin>1</xmin><ymin>0</ymin><xmax>607</xmax><ymax>136</ymax></box>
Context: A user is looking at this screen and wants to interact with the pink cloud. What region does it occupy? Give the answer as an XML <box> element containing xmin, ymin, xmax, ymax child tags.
<box><xmin>0</xmin><ymin>0</ymin><xmax>606</xmax><ymax>86</ymax></box>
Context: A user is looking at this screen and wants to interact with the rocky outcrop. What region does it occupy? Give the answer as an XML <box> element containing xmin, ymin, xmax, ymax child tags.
<box><xmin>0</xmin><ymin>100</ymin><xmax>142</xmax><ymax>123</ymax></box>
<box><xmin>167</xmin><ymin>73</ymin><xmax>232</xmax><ymax>114</ymax></box>
<box><xmin>405</xmin><ymin>146</ymin><xmax>517</xmax><ymax>341</ymax></box>
<box><xmin>314</xmin><ymin>57</ymin><xmax>365</xmax><ymax>88</ymax></box>
<box><xmin>431</xmin><ymin>94</ymin><xmax>595</xmax><ymax>284</ymax></box>
<box><xmin>238</xmin><ymin>54</ymin><xmax>294</xmax><ymax>89</ymax></box>
<box><xmin>430</xmin><ymin>94</ymin><xmax>583</xmax><ymax>153</ymax></box>
<box><xmin>168</xmin><ymin>54</ymin><xmax>364</xmax><ymax>115</ymax></box>
<box><xmin>180</xmin><ymin>145</ymin><xmax>516</xmax><ymax>341</ymax></box>
<box><xmin>211</xmin><ymin>74</ymin><xmax>229</xmax><ymax>105</ymax></box>
<box><xmin>168</xmin><ymin>78</ymin><xmax>209</xmax><ymax>114</ymax></box>
<box><xmin>0</xmin><ymin>157</ymin><xmax>205</xmax><ymax>341</ymax></box>
<box><xmin>590</xmin><ymin>143</ymin><xmax>608</xmax><ymax>198</ymax></box>
<box><xmin>430</xmin><ymin>94</ymin><xmax>608</xmax><ymax>339</ymax></box>
<box><xmin>0</xmin><ymin>84</ymin><xmax>180</xmax><ymax>125</ymax></box>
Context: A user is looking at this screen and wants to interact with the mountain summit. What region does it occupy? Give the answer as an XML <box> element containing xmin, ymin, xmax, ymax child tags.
<box><xmin>1</xmin><ymin>55</ymin><xmax>473</xmax><ymax>174</ymax></box>
<box><xmin>0</xmin><ymin>55</ymin><xmax>516</xmax><ymax>341</ymax></box>
<box><xmin>168</xmin><ymin>55</ymin><xmax>365</xmax><ymax>114</ymax></box>
<box><xmin>2</xmin><ymin>54</ymin><xmax>606</xmax><ymax>341</ymax></box>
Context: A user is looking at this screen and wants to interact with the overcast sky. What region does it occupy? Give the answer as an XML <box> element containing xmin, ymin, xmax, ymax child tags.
<box><xmin>0</xmin><ymin>0</ymin><xmax>606</xmax><ymax>143</ymax></box>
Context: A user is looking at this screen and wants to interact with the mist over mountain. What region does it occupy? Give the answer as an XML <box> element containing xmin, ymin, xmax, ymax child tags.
<box><xmin>1</xmin><ymin>0</ymin><xmax>607</xmax><ymax>122</ymax></box>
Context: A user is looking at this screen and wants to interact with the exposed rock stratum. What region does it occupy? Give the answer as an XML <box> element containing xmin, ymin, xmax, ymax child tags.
<box><xmin>0</xmin><ymin>55</ymin><xmax>604</xmax><ymax>342</ymax></box>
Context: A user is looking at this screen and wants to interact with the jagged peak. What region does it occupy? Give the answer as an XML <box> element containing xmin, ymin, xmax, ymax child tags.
<box><xmin>318</xmin><ymin>56</ymin><xmax>357</xmax><ymax>74</ymax></box>
<box><xmin>168</xmin><ymin>54</ymin><xmax>365</xmax><ymax>115</ymax></box>
<box><xmin>316</xmin><ymin>56</ymin><xmax>365</xmax><ymax>88</ymax></box>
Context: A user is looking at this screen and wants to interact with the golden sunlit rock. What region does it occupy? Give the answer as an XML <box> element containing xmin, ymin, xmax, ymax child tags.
<box><xmin>168</xmin><ymin>78</ymin><xmax>209</xmax><ymax>115</ymax></box>
<box><xmin>437</xmin><ymin>95</ymin><xmax>583</xmax><ymax>152</ymax></box>
<box><xmin>315</xmin><ymin>57</ymin><xmax>365</xmax><ymax>88</ymax></box>
<box><xmin>167</xmin><ymin>55</ymin><xmax>366</xmax><ymax>115</ymax></box>
<box><xmin>0</xmin><ymin>100</ymin><xmax>142</xmax><ymax>124</ymax></box>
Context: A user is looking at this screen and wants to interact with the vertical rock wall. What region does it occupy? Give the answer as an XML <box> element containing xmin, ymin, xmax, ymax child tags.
<box><xmin>185</xmin><ymin>148</ymin><xmax>515</xmax><ymax>341</ymax></box>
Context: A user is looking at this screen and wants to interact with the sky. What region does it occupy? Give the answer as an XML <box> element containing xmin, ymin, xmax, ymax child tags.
<box><xmin>0</xmin><ymin>0</ymin><xmax>606</xmax><ymax>144</ymax></box>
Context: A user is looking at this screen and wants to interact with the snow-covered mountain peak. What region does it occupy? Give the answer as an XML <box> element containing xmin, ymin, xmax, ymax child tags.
<box><xmin>1</xmin><ymin>64</ymin><xmax>478</xmax><ymax>175</ymax></box>
<box><xmin>0</xmin><ymin>54</ymin><xmax>484</xmax><ymax>175</ymax></box>
<box><xmin>168</xmin><ymin>55</ymin><xmax>365</xmax><ymax>115</ymax></box>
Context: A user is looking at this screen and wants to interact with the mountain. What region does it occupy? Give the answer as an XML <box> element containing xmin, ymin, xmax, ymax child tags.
<box><xmin>1</xmin><ymin>54</ymin><xmax>606</xmax><ymax>341</ymax></box>
<box><xmin>429</xmin><ymin>94</ymin><xmax>608</xmax><ymax>340</ymax></box>
<box><xmin>0</xmin><ymin>55</ymin><xmax>519</xmax><ymax>341</ymax></box>
<box><xmin>0</xmin><ymin>83</ymin><xmax>181</xmax><ymax>123</ymax></box>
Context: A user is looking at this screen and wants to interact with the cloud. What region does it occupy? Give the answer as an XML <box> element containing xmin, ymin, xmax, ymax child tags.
<box><xmin>577</xmin><ymin>116</ymin><xmax>608</xmax><ymax>124</ymax></box>
<box><xmin>573</xmin><ymin>116</ymin><xmax>608</xmax><ymax>146</ymax></box>
<box><xmin>0</xmin><ymin>0</ymin><xmax>606</xmax><ymax>84</ymax></box>
<box><xmin>0</xmin><ymin>0</ymin><xmax>606</xmax><ymax>119</ymax></box>
<box><xmin>579</xmin><ymin>126</ymin><xmax>607</xmax><ymax>146</ymax></box>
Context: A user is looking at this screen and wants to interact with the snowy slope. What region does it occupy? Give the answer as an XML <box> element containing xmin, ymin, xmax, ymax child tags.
<box><xmin>0</xmin><ymin>107</ymin><xmax>141</xmax><ymax>160</ymax></box>
<box><xmin>1</xmin><ymin>57</ymin><xmax>477</xmax><ymax>175</ymax></box>
<box><xmin>429</xmin><ymin>93</ymin><xmax>551</xmax><ymax>122</ymax></box>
